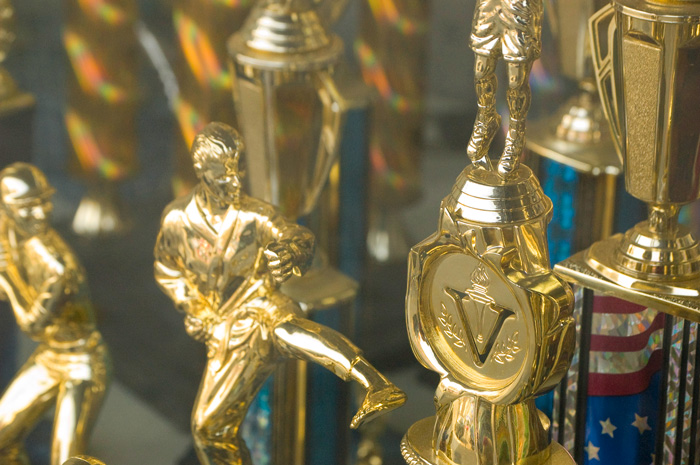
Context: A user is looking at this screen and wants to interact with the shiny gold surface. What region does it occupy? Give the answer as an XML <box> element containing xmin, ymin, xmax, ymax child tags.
<box><xmin>404</xmin><ymin>163</ymin><xmax>575</xmax><ymax>465</ymax></box>
<box><xmin>582</xmin><ymin>0</ymin><xmax>700</xmax><ymax>296</ymax></box>
<box><xmin>0</xmin><ymin>163</ymin><xmax>111</xmax><ymax>465</ymax></box>
<box><xmin>154</xmin><ymin>123</ymin><xmax>406</xmax><ymax>465</ymax></box>
<box><xmin>466</xmin><ymin>0</ymin><xmax>543</xmax><ymax>177</ymax></box>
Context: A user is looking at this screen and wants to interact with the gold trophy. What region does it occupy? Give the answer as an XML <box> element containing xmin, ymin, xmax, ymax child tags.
<box><xmin>402</xmin><ymin>164</ymin><xmax>576</xmax><ymax>465</ymax></box>
<box><xmin>527</xmin><ymin>0</ymin><xmax>621</xmax><ymax>176</ymax></box>
<box><xmin>0</xmin><ymin>163</ymin><xmax>111</xmax><ymax>465</ymax></box>
<box><xmin>555</xmin><ymin>0</ymin><xmax>700</xmax><ymax>319</ymax></box>
<box><xmin>154</xmin><ymin>122</ymin><xmax>406</xmax><ymax>465</ymax></box>
<box><xmin>402</xmin><ymin>1</ymin><xmax>576</xmax><ymax>463</ymax></box>
<box><xmin>0</xmin><ymin>0</ymin><xmax>35</xmax><ymax>164</ymax></box>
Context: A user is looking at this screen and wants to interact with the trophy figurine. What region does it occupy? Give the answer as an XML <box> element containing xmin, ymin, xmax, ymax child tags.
<box><xmin>154</xmin><ymin>123</ymin><xmax>406</xmax><ymax>465</ymax></box>
<box><xmin>526</xmin><ymin>0</ymin><xmax>621</xmax><ymax>176</ymax></box>
<box><xmin>0</xmin><ymin>163</ymin><xmax>111</xmax><ymax>465</ymax></box>
<box><xmin>401</xmin><ymin>1</ymin><xmax>576</xmax><ymax>464</ymax></box>
<box><xmin>554</xmin><ymin>0</ymin><xmax>700</xmax><ymax>318</ymax></box>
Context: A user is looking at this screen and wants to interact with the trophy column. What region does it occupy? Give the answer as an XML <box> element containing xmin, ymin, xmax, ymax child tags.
<box><xmin>62</xmin><ymin>0</ymin><xmax>139</xmax><ymax>236</ymax></box>
<box><xmin>555</xmin><ymin>1</ymin><xmax>700</xmax><ymax>462</ymax></box>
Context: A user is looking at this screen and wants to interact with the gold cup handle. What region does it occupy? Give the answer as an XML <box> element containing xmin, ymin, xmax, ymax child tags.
<box><xmin>308</xmin><ymin>70</ymin><xmax>349</xmax><ymax>214</ymax></box>
<box><xmin>589</xmin><ymin>3</ymin><xmax>624</xmax><ymax>163</ymax></box>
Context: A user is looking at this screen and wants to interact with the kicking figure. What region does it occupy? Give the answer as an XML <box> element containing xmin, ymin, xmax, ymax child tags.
<box><xmin>154</xmin><ymin>123</ymin><xmax>406</xmax><ymax>465</ymax></box>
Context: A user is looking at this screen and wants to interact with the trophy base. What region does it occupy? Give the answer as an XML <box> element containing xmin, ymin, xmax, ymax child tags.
<box><xmin>526</xmin><ymin>92</ymin><xmax>620</xmax><ymax>176</ymax></box>
<box><xmin>401</xmin><ymin>417</ymin><xmax>574</xmax><ymax>465</ymax></box>
<box><xmin>72</xmin><ymin>185</ymin><xmax>130</xmax><ymax>237</ymax></box>
<box><xmin>555</xmin><ymin>248</ymin><xmax>700</xmax><ymax>322</ymax></box>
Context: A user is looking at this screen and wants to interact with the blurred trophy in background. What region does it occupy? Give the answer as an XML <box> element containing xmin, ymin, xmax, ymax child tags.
<box><xmin>358</xmin><ymin>0</ymin><xmax>431</xmax><ymax>263</ymax></box>
<box><xmin>0</xmin><ymin>0</ymin><xmax>34</xmax><ymax>165</ymax></box>
<box><xmin>554</xmin><ymin>1</ymin><xmax>700</xmax><ymax>462</ymax></box>
<box><xmin>62</xmin><ymin>0</ymin><xmax>139</xmax><ymax>236</ymax></box>
<box><xmin>528</xmin><ymin>0</ymin><xmax>620</xmax><ymax>178</ymax></box>
<box><xmin>228</xmin><ymin>1</ymin><xmax>359</xmax><ymax>463</ymax></box>
<box><xmin>171</xmin><ymin>0</ymin><xmax>253</xmax><ymax>197</ymax></box>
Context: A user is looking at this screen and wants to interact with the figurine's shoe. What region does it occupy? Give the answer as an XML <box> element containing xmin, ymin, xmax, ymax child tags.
<box><xmin>498</xmin><ymin>135</ymin><xmax>524</xmax><ymax>177</ymax></box>
<box><xmin>350</xmin><ymin>385</ymin><xmax>407</xmax><ymax>429</ymax></box>
<box><xmin>467</xmin><ymin>111</ymin><xmax>501</xmax><ymax>167</ymax></box>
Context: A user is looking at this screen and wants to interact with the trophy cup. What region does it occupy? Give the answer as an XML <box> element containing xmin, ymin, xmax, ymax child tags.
<box><xmin>0</xmin><ymin>0</ymin><xmax>35</xmax><ymax>165</ymax></box>
<box><xmin>554</xmin><ymin>0</ymin><xmax>700</xmax><ymax>318</ymax></box>
<box><xmin>228</xmin><ymin>0</ymin><xmax>356</xmax><ymax>308</ymax></box>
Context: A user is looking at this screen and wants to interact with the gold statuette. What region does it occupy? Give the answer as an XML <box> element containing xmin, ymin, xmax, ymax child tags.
<box><xmin>403</xmin><ymin>164</ymin><xmax>575</xmax><ymax>465</ymax></box>
<box><xmin>467</xmin><ymin>0</ymin><xmax>543</xmax><ymax>176</ymax></box>
<box><xmin>154</xmin><ymin>123</ymin><xmax>406</xmax><ymax>465</ymax></box>
<box><xmin>0</xmin><ymin>163</ymin><xmax>111</xmax><ymax>465</ymax></box>
<box><xmin>556</xmin><ymin>0</ymin><xmax>700</xmax><ymax>319</ymax></box>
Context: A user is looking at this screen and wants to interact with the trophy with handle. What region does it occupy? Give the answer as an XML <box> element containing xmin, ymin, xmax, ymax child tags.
<box><xmin>553</xmin><ymin>2</ymin><xmax>700</xmax><ymax>462</ymax></box>
<box><xmin>555</xmin><ymin>0</ymin><xmax>700</xmax><ymax>317</ymax></box>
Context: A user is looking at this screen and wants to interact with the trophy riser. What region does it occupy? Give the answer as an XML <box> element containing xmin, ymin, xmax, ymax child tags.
<box><xmin>402</xmin><ymin>417</ymin><xmax>574</xmax><ymax>465</ymax></box>
<box><xmin>555</xmin><ymin>249</ymin><xmax>700</xmax><ymax>322</ymax></box>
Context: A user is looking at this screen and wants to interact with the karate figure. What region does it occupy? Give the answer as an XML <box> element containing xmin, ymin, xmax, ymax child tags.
<box><xmin>154</xmin><ymin>123</ymin><xmax>406</xmax><ymax>465</ymax></box>
<box><xmin>466</xmin><ymin>0</ymin><xmax>543</xmax><ymax>176</ymax></box>
<box><xmin>0</xmin><ymin>163</ymin><xmax>110</xmax><ymax>465</ymax></box>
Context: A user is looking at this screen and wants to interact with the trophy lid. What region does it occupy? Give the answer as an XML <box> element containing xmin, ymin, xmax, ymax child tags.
<box><xmin>615</xmin><ymin>0</ymin><xmax>700</xmax><ymax>20</ymax></box>
<box><xmin>228</xmin><ymin>0</ymin><xmax>343</xmax><ymax>71</ymax></box>
<box><xmin>446</xmin><ymin>164</ymin><xmax>552</xmax><ymax>226</ymax></box>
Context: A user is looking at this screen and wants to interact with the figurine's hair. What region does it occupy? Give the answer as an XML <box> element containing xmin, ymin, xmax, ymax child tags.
<box><xmin>191</xmin><ymin>122</ymin><xmax>245</xmax><ymax>167</ymax></box>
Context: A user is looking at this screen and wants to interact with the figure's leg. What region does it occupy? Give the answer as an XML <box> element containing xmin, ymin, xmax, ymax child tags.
<box><xmin>274</xmin><ymin>316</ymin><xmax>406</xmax><ymax>429</ymax></box>
<box><xmin>191</xmin><ymin>345</ymin><xmax>275</xmax><ymax>465</ymax></box>
<box><xmin>499</xmin><ymin>61</ymin><xmax>533</xmax><ymax>177</ymax></box>
<box><xmin>467</xmin><ymin>54</ymin><xmax>500</xmax><ymax>170</ymax></box>
<box><xmin>0</xmin><ymin>359</ymin><xmax>59</xmax><ymax>465</ymax></box>
<box><xmin>50</xmin><ymin>376</ymin><xmax>109</xmax><ymax>465</ymax></box>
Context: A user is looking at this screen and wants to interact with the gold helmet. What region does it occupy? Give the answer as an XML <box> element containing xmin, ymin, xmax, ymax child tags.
<box><xmin>0</xmin><ymin>162</ymin><xmax>55</xmax><ymax>206</ymax></box>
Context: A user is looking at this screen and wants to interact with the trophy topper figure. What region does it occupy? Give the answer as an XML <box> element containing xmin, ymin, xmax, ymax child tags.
<box><xmin>154</xmin><ymin>123</ymin><xmax>406</xmax><ymax>465</ymax></box>
<box><xmin>467</xmin><ymin>0</ymin><xmax>543</xmax><ymax>177</ymax></box>
<box><xmin>0</xmin><ymin>163</ymin><xmax>111</xmax><ymax>465</ymax></box>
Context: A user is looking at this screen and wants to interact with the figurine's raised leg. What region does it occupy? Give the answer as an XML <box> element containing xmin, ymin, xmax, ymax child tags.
<box><xmin>0</xmin><ymin>359</ymin><xmax>59</xmax><ymax>465</ymax></box>
<box><xmin>467</xmin><ymin>54</ymin><xmax>500</xmax><ymax>170</ymax></box>
<box><xmin>51</xmin><ymin>375</ymin><xmax>109</xmax><ymax>465</ymax></box>
<box><xmin>499</xmin><ymin>61</ymin><xmax>533</xmax><ymax>177</ymax></box>
<box><xmin>191</xmin><ymin>330</ymin><xmax>277</xmax><ymax>465</ymax></box>
<box><xmin>274</xmin><ymin>316</ymin><xmax>406</xmax><ymax>429</ymax></box>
